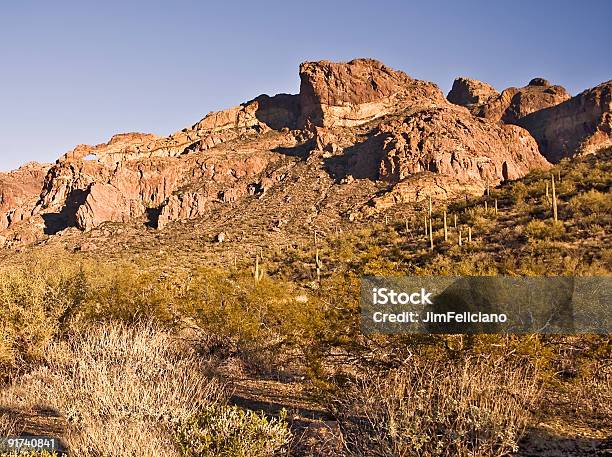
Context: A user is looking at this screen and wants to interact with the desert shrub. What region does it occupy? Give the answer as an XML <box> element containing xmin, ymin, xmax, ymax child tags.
<box><xmin>510</xmin><ymin>181</ymin><xmax>528</xmax><ymax>205</ymax></box>
<box><xmin>0</xmin><ymin>322</ymin><xmax>226</xmax><ymax>457</ymax></box>
<box><xmin>568</xmin><ymin>189</ymin><xmax>611</xmax><ymax>217</ymax></box>
<box><xmin>179</xmin><ymin>268</ymin><xmax>326</xmax><ymax>374</ymax></box>
<box><xmin>524</xmin><ymin>220</ymin><xmax>565</xmax><ymax>242</ymax></box>
<box><xmin>334</xmin><ymin>356</ymin><xmax>540</xmax><ymax>457</ymax></box>
<box><xmin>0</xmin><ymin>259</ymin><xmax>87</xmax><ymax>367</ymax></box>
<box><xmin>175</xmin><ymin>406</ymin><xmax>291</xmax><ymax>457</ymax></box>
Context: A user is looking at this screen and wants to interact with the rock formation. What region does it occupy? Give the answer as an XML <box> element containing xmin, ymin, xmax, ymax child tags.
<box><xmin>0</xmin><ymin>162</ymin><xmax>49</xmax><ymax>232</ymax></box>
<box><xmin>446</xmin><ymin>76</ymin><xmax>612</xmax><ymax>161</ymax></box>
<box><xmin>298</xmin><ymin>58</ymin><xmax>446</xmax><ymax>127</ymax></box>
<box><xmin>1</xmin><ymin>58</ymin><xmax>565</xmax><ymax>246</ymax></box>
<box><xmin>516</xmin><ymin>80</ymin><xmax>612</xmax><ymax>162</ymax></box>
<box><xmin>448</xmin><ymin>77</ymin><xmax>570</xmax><ymax>124</ymax></box>
<box><xmin>447</xmin><ymin>77</ymin><xmax>499</xmax><ymax>110</ymax></box>
<box><xmin>339</xmin><ymin>105</ymin><xmax>548</xmax><ymax>196</ymax></box>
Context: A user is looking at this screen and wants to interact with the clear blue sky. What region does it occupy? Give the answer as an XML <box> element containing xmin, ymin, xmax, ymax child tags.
<box><xmin>1</xmin><ymin>0</ymin><xmax>610</xmax><ymax>171</ymax></box>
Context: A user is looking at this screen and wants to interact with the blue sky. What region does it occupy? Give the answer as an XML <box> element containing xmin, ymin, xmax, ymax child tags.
<box><xmin>1</xmin><ymin>0</ymin><xmax>610</xmax><ymax>171</ymax></box>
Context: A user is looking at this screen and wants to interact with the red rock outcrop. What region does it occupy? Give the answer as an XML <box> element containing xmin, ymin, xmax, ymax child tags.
<box><xmin>343</xmin><ymin>105</ymin><xmax>549</xmax><ymax>198</ymax></box>
<box><xmin>447</xmin><ymin>77</ymin><xmax>499</xmax><ymax>109</ymax></box>
<box><xmin>1</xmin><ymin>58</ymin><xmax>559</xmax><ymax>243</ymax></box>
<box><xmin>0</xmin><ymin>162</ymin><xmax>49</xmax><ymax>232</ymax></box>
<box><xmin>448</xmin><ymin>77</ymin><xmax>570</xmax><ymax>124</ymax></box>
<box><xmin>298</xmin><ymin>58</ymin><xmax>446</xmax><ymax>127</ymax></box>
<box><xmin>516</xmin><ymin>80</ymin><xmax>612</xmax><ymax>162</ymax></box>
<box><xmin>444</xmin><ymin>76</ymin><xmax>612</xmax><ymax>162</ymax></box>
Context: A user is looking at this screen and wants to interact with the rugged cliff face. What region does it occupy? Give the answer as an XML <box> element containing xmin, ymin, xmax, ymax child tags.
<box><xmin>516</xmin><ymin>80</ymin><xmax>612</xmax><ymax>162</ymax></box>
<box><xmin>298</xmin><ymin>58</ymin><xmax>446</xmax><ymax>127</ymax></box>
<box><xmin>446</xmin><ymin>76</ymin><xmax>612</xmax><ymax>162</ymax></box>
<box><xmin>1</xmin><ymin>58</ymin><xmax>561</xmax><ymax>247</ymax></box>
<box><xmin>0</xmin><ymin>162</ymin><xmax>49</xmax><ymax>233</ymax></box>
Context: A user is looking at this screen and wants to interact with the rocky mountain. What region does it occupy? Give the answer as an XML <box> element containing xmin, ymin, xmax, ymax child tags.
<box><xmin>0</xmin><ymin>162</ymin><xmax>49</xmax><ymax>236</ymax></box>
<box><xmin>447</xmin><ymin>76</ymin><xmax>611</xmax><ymax>162</ymax></box>
<box><xmin>516</xmin><ymin>80</ymin><xmax>612</xmax><ymax>162</ymax></box>
<box><xmin>1</xmin><ymin>58</ymin><xmax>609</xmax><ymax>249</ymax></box>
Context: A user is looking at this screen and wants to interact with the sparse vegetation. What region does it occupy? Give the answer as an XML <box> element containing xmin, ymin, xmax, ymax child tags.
<box><xmin>175</xmin><ymin>406</ymin><xmax>291</xmax><ymax>457</ymax></box>
<box><xmin>0</xmin><ymin>150</ymin><xmax>610</xmax><ymax>456</ymax></box>
<box><xmin>335</xmin><ymin>357</ymin><xmax>540</xmax><ymax>456</ymax></box>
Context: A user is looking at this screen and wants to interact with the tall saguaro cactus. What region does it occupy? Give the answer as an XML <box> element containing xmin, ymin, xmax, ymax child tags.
<box><xmin>443</xmin><ymin>211</ymin><xmax>448</xmax><ymax>242</ymax></box>
<box><xmin>254</xmin><ymin>254</ymin><xmax>264</xmax><ymax>285</ymax></box>
<box><xmin>551</xmin><ymin>174</ymin><xmax>558</xmax><ymax>222</ymax></box>
<box><xmin>315</xmin><ymin>249</ymin><xmax>323</xmax><ymax>284</ymax></box>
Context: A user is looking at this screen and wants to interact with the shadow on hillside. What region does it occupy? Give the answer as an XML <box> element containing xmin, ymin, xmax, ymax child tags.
<box><xmin>514</xmin><ymin>427</ymin><xmax>606</xmax><ymax>456</ymax></box>
<box><xmin>42</xmin><ymin>188</ymin><xmax>88</xmax><ymax>235</ymax></box>
<box><xmin>145</xmin><ymin>207</ymin><xmax>161</xmax><ymax>229</ymax></box>
<box><xmin>272</xmin><ymin>140</ymin><xmax>313</xmax><ymax>159</ymax></box>
<box><xmin>323</xmin><ymin>133</ymin><xmax>383</xmax><ymax>182</ymax></box>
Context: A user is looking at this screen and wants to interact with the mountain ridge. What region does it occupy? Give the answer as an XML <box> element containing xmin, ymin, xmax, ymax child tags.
<box><xmin>1</xmin><ymin>58</ymin><xmax>610</xmax><ymax>249</ymax></box>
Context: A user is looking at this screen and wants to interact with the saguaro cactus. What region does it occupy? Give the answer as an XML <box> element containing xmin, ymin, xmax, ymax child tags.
<box><xmin>254</xmin><ymin>255</ymin><xmax>264</xmax><ymax>284</ymax></box>
<box><xmin>494</xmin><ymin>199</ymin><xmax>498</xmax><ymax>215</ymax></box>
<box><xmin>551</xmin><ymin>174</ymin><xmax>558</xmax><ymax>222</ymax></box>
<box><xmin>429</xmin><ymin>217</ymin><xmax>434</xmax><ymax>251</ymax></box>
<box><xmin>428</xmin><ymin>195</ymin><xmax>432</xmax><ymax>218</ymax></box>
<box><xmin>315</xmin><ymin>249</ymin><xmax>323</xmax><ymax>284</ymax></box>
<box><xmin>459</xmin><ymin>229</ymin><xmax>462</xmax><ymax>246</ymax></box>
<box><xmin>468</xmin><ymin>226</ymin><xmax>472</xmax><ymax>243</ymax></box>
<box><xmin>443</xmin><ymin>211</ymin><xmax>448</xmax><ymax>242</ymax></box>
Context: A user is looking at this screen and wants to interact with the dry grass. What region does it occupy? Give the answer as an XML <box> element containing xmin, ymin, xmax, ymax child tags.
<box><xmin>334</xmin><ymin>356</ymin><xmax>541</xmax><ymax>457</ymax></box>
<box><xmin>0</xmin><ymin>322</ymin><xmax>226</xmax><ymax>457</ymax></box>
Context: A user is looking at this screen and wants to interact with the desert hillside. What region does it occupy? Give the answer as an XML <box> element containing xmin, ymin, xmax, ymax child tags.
<box><xmin>0</xmin><ymin>59</ymin><xmax>610</xmax><ymax>457</ymax></box>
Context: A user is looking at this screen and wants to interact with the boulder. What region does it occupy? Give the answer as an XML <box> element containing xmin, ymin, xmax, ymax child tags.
<box><xmin>447</xmin><ymin>77</ymin><xmax>499</xmax><ymax>108</ymax></box>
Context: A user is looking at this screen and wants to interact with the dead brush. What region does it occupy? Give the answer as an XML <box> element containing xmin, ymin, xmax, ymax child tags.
<box><xmin>0</xmin><ymin>322</ymin><xmax>227</xmax><ymax>457</ymax></box>
<box><xmin>333</xmin><ymin>356</ymin><xmax>541</xmax><ymax>457</ymax></box>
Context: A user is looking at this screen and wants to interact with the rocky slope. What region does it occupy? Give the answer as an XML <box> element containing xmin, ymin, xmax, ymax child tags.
<box><xmin>8</xmin><ymin>57</ymin><xmax>610</xmax><ymax>248</ymax></box>
<box><xmin>447</xmin><ymin>76</ymin><xmax>611</xmax><ymax>162</ymax></box>
<box><xmin>0</xmin><ymin>162</ymin><xmax>49</xmax><ymax>235</ymax></box>
<box><xmin>516</xmin><ymin>80</ymin><xmax>612</xmax><ymax>162</ymax></box>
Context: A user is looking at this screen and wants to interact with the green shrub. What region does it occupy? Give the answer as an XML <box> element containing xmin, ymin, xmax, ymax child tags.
<box><xmin>0</xmin><ymin>258</ymin><xmax>86</xmax><ymax>367</ymax></box>
<box><xmin>568</xmin><ymin>189</ymin><xmax>611</xmax><ymax>216</ymax></box>
<box><xmin>525</xmin><ymin>220</ymin><xmax>565</xmax><ymax>242</ymax></box>
<box><xmin>175</xmin><ymin>406</ymin><xmax>291</xmax><ymax>457</ymax></box>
